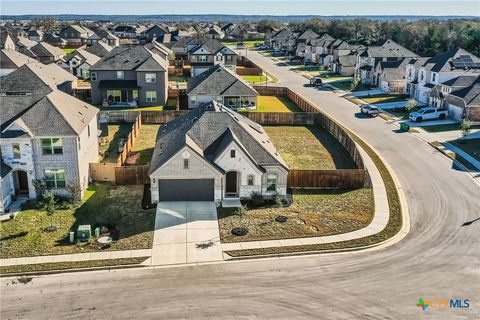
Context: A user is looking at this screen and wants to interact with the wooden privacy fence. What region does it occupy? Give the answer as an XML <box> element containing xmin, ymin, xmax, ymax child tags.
<box><xmin>287</xmin><ymin>169</ymin><xmax>367</xmax><ymax>189</ymax></box>
<box><xmin>90</xmin><ymin>162</ymin><xmax>117</xmax><ymax>182</ymax></box>
<box><xmin>141</xmin><ymin>110</ymin><xmax>189</xmax><ymax>124</ymax></box>
<box><xmin>242</xmin><ymin>112</ymin><xmax>317</xmax><ymax>126</ymax></box>
<box><xmin>114</xmin><ymin>165</ymin><xmax>150</xmax><ymax>185</ymax></box>
<box><xmin>99</xmin><ymin>110</ymin><xmax>140</xmax><ymax>123</ymax></box>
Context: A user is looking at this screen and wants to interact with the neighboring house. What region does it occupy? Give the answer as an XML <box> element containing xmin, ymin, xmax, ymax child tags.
<box><xmin>404</xmin><ymin>48</ymin><xmax>480</xmax><ymax>104</ymax></box>
<box><xmin>29</xmin><ymin>42</ymin><xmax>65</xmax><ymax>64</ymax></box>
<box><xmin>0</xmin><ymin>68</ymin><xmax>99</xmax><ymax>212</ymax></box>
<box><xmin>148</xmin><ymin>101</ymin><xmax>289</xmax><ymax>203</ymax></box>
<box><xmin>145</xmin><ymin>41</ymin><xmax>174</xmax><ymax>61</ymax></box>
<box><xmin>208</xmin><ymin>25</ymin><xmax>225</xmax><ymax>39</ymax></box>
<box><xmin>355</xmin><ymin>39</ymin><xmax>419</xmax><ymax>85</ymax></box>
<box><xmin>110</xmin><ymin>25</ymin><xmax>139</xmax><ymax>39</ymax></box>
<box><xmin>85</xmin><ymin>41</ymin><xmax>113</xmax><ymax>57</ymax></box>
<box><xmin>310</xmin><ymin>34</ymin><xmax>335</xmax><ymax>64</ymax></box>
<box><xmin>43</xmin><ymin>33</ymin><xmax>68</xmax><ymax>48</ymax></box>
<box><xmin>65</xmin><ymin>48</ymin><xmax>101</xmax><ymax>78</ymax></box>
<box><xmin>373</xmin><ymin>58</ymin><xmax>409</xmax><ymax>93</ymax></box>
<box><xmin>429</xmin><ymin>75</ymin><xmax>480</xmax><ymax>121</ymax></box>
<box><xmin>86</xmin><ymin>28</ymin><xmax>120</xmax><ymax>47</ymax></box>
<box><xmin>60</xmin><ymin>25</ymin><xmax>94</xmax><ymax>46</ymax></box>
<box><xmin>13</xmin><ymin>36</ymin><xmax>37</xmax><ymax>55</ymax></box>
<box><xmin>28</xmin><ymin>29</ymin><xmax>43</xmax><ymax>42</ymax></box>
<box><xmin>0</xmin><ymin>32</ymin><xmax>16</xmax><ymax>50</ymax></box>
<box><xmin>188</xmin><ymin>39</ymin><xmax>237</xmax><ymax>77</ymax></box>
<box><xmin>332</xmin><ymin>53</ymin><xmax>357</xmax><ymax>76</ymax></box>
<box><xmin>186</xmin><ymin>64</ymin><xmax>258</xmax><ymax>109</ymax></box>
<box><xmin>170</xmin><ymin>35</ymin><xmax>209</xmax><ymax>61</ymax></box>
<box><xmin>154</xmin><ymin>33</ymin><xmax>172</xmax><ymax>45</ymax></box>
<box><xmin>0</xmin><ymin>49</ymin><xmax>36</xmax><ymax>77</ymax></box>
<box><xmin>295</xmin><ymin>29</ymin><xmax>320</xmax><ymax>57</ymax></box>
<box><xmin>267</xmin><ymin>28</ymin><xmax>295</xmax><ymax>52</ymax></box>
<box><xmin>142</xmin><ymin>24</ymin><xmax>169</xmax><ymax>43</ymax></box>
<box><xmin>89</xmin><ymin>45</ymin><xmax>168</xmax><ymax>107</ymax></box>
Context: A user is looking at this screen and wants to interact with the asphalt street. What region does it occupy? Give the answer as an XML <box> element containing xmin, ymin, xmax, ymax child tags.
<box><xmin>1</xmin><ymin>50</ymin><xmax>479</xmax><ymax>320</ymax></box>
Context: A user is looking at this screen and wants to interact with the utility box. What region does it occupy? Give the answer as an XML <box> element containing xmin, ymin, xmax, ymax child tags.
<box><xmin>95</xmin><ymin>227</ymin><xmax>101</xmax><ymax>237</ymax></box>
<box><xmin>69</xmin><ymin>231</ymin><xmax>75</xmax><ymax>243</ymax></box>
<box><xmin>77</xmin><ymin>225</ymin><xmax>92</xmax><ymax>242</ymax></box>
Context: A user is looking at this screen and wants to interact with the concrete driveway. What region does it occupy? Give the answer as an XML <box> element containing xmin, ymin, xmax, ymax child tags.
<box><xmin>151</xmin><ymin>201</ymin><xmax>223</xmax><ymax>265</ymax></box>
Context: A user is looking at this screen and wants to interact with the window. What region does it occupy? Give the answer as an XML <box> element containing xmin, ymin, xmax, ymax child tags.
<box><xmin>42</xmin><ymin>138</ymin><xmax>63</xmax><ymax>155</ymax></box>
<box><xmin>107</xmin><ymin>90</ymin><xmax>122</xmax><ymax>103</ymax></box>
<box><xmin>190</xmin><ymin>95</ymin><xmax>197</xmax><ymax>105</ymax></box>
<box><xmin>90</xmin><ymin>72</ymin><xmax>97</xmax><ymax>81</ymax></box>
<box><xmin>145</xmin><ymin>73</ymin><xmax>156</xmax><ymax>83</ymax></box>
<box><xmin>44</xmin><ymin>169</ymin><xmax>66</xmax><ymax>188</ymax></box>
<box><xmin>216</xmin><ymin>55</ymin><xmax>222</xmax><ymax>61</ymax></box>
<box><xmin>146</xmin><ymin>91</ymin><xmax>157</xmax><ymax>102</ymax></box>
<box><xmin>183</xmin><ymin>158</ymin><xmax>189</xmax><ymax>169</ymax></box>
<box><xmin>116</xmin><ymin>71</ymin><xmax>124</xmax><ymax>79</ymax></box>
<box><xmin>230</xmin><ymin>149</ymin><xmax>236</xmax><ymax>158</ymax></box>
<box><xmin>198</xmin><ymin>55</ymin><xmax>207</xmax><ymax>62</ymax></box>
<box><xmin>432</xmin><ymin>73</ymin><xmax>436</xmax><ymax>82</ymax></box>
<box><xmin>12</xmin><ymin>143</ymin><xmax>21</xmax><ymax>159</ymax></box>
<box><xmin>266</xmin><ymin>173</ymin><xmax>277</xmax><ymax>192</ymax></box>
<box><xmin>247</xmin><ymin>175</ymin><xmax>254</xmax><ymax>186</ymax></box>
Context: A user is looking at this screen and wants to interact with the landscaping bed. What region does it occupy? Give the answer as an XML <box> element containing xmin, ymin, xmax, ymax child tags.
<box><xmin>99</xmin><ymin>123</ymin><xmax>133</xmax><ymax>163</ymax></box>
<box><xmin>263</xmin><ymin>126</ymin><xmax>357</xmax><ymax>169</ymax></box>
<box><xmin>0</xmin><ymin>183</ymin><xmax>156</xmax><ymax>259</ymax></box>
<box><xmin>0</xmin><ymin>257</ymin><xmax>148</xmax><ymax>275</ymax></box>
<box><xmin>125</xmin><ymin>124</ymin><xmax>161</xmax><ymax>165</ymax></box>
<box><xmin>218</xmin><ymin>188</ymin><xmax>374</xmax><ymax>243</ymax></box>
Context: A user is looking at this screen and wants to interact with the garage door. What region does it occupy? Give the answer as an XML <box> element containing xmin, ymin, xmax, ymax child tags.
<box><xmin>158</xmin><ymin>179</ymin><xmax>214</xmax><ymax>201</ymax></box>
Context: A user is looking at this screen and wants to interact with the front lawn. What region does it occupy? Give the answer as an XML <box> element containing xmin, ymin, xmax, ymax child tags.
<box><xmin>361</xmin><ymin>94</ymin><xmax>406</xmax><ymax>104</ymax></box>
<box><xmin>245</xmin><ymin>95</ymin><xmax>302</xmax><ymax>113</ymax></box>
<box><xmin>126</xmin><ymin>124</ymin><xmax>161</xmax><ymax>165</ymax></box>
<box><xmin>241</xmin><ymin>74</ymin><xmax>268</xmax><ymax>84</ymax></box>
<box><xmin>218</xmin><ymin>188</ymin><xmax>374</xmax><ymax>243</ymax></box>
<box><xmin>449</xmin><ymin>138</ymin><xmax>480</xmax><ymax>162</ymax></box>
<box><xmin>0</xmin><ymin>183</ymin><xmax>156</xmax><ymax>259</ymax></box>
<box><xmin>263</xmin><ymin>126</ymin><xmax>357</xmax><ymax>169</ymax></box>
<box><xmin>420</xmin><ymin>123</ymin><xmax>480</xmax><ymax>133</ymax></box>
<box><xmin>99</xmin><ymin>123</ymin><xmax>133</xmax><ymax>163</ymax></box>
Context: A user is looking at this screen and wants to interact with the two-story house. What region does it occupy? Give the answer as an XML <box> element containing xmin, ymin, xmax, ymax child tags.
<box><xmin>188</xmin><ymin>39</ymin><xmax>237</xmax><ymax>77</ymax></box>
<box><xmin>310</xmin><ymin>34</ymin><xmax>335</xmax><ymax>65</ymax></box>
<box><xmin>86</xmin><ymin>28</ymin><xmax>120</xmax><ymax>47</ymax></box>
<box><xmin>404</xmin><ymin>48</ymin><xmax>480</xmax><ymax>104</ymax></box>
<box><xmin>89</xmin><ymin>45</ymin><xmax>168</xmax><ymax>107</ymax></box>
<box><xmin>65</xmin><ymin>48</ymin><xmax>101</xmax><ymax>79</ymax></box>
<box><xmin>372</xmin><ymin>58</ymin><xmax>409</xmax><ymax>93</ymax></box>
<box><xmin>59</xmin><ymin>25</ymin><xmax>94</xmax><ymax>46</ymax></box>
<box><xmin>267</xmin><ymin>28</ymin><xmax>295</xmax><ymax>53</ymax></box>
<box><xmin>0</xmin><ymin>64</ymin><xmax>98</xmax><ymax>212</ymax></box>
<box><xmin>29</xmin><ymin>42</ymin><xmax>66</xmax><ymax>64</ymax></box>
<box><xmin>142</xmin><ymin>24</ymin><xmax>169</xmax><ymax>43</ymax></box>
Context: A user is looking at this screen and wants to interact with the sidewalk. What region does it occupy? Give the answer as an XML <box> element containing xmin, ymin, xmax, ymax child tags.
<box><xmin>222</xmin><ymin>143</ymin><xmax>390</xmax><ymax>252</ymax></box>
<box><xmin>0</xmin><ymin>249</ymin><xmax>152</xmax><ymax>267</ymax></box>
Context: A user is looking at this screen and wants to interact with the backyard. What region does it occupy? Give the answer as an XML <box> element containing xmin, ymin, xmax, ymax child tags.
<box><xmin>218</xmin><ymin>188</ymin><xmax>374</xmax><ymax>243</ymax></box>
<box><xmin>97</xmin><ymin>98</ymin><xmax>177</xmax><ymax>112</ymax></box>
<box><xmin>239</xmin><ymin>95</ymin><xmax>302</xmax><ymax>113</ymax></box>
<box><xmin>99</xmin><ymin>123</ymin><xmax>133</xmax><ymax>163</ymax></box>
<box><xmin>0</xmin><ymin>183</ymin><xmax>156</xmax><ymax>259</ymax></box>
<box><xmin>263</xmin><ymin>126</ymin><xmax>357</xmax><ymax>169</ymax></box>
<box><xmin>126</xmin><ymin>124</ymin><xmax>161</xmax><ymax>165</ymax></box>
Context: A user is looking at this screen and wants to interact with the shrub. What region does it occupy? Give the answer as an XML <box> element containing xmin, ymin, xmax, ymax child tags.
<box><xmin>350</xmin><ymin>77</ymin><xmax>361</xmax><ymax>90</ymax></box>
<box><xmin>32</xmin><ymin>179</ymin><xmax>47</xmax><ymax>200</ymax></box>
<box><xmin>405</xmin><ymin>99</ymin><xmax>417</xmax><ymax>112</ymax></box>
<box><xmin>250</xmin><ymin>191</ymin><xmax>265</xmax><ymax>206</ymax></box>
<box><xmin>461</xmin><ymin>120</ymin><xmax>472</xmax><ymax>137</ymax></box>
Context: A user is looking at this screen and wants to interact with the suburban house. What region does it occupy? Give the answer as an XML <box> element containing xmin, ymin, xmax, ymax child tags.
<box><xmin>28</xmin><ymin>29</ymin><xmax>43</xmax><ymax>42</ymax></box>
<box><xmin>310</xmin><ymin>34</ymin><xmax>336</xmax><ymax>65</ymax></box>
<box><xmin>0</xmin><ymin>65</ymin><xmax>99</xmax><ymax>212</ymax></box>
<box><xmin>429</xmin><ymin>75</ymin><xmax>480</xmax><ymax>121</ymax></box>
<box><xmin>43</xmin><ymin>33</ymin><xmax>68</xmax><ymax>48</ymax></box>
<box><xmin>145</xmin><ymin>41</ymin><xmax>174</xmax><ymax>61</ymax></box>
<box><xmin>331</xmin><ymin>53</ymin><xmax>357</xmax><ymax>76</ymax></box>
<box><xmin>354</xmin><ymin>39</ymin><xmax>419</xmax><ymax>85</ymax></box>
<box><xmin>65</xmin><ymin>48</ymin><xmax>101</xmax><ymax>78</ymax></box>
<box><xmin>404</xmin><ymin>48</ymin><xmax>480</xmax><ymax>104</ymax></box>
<box><xmin>85</xmin><ymin>41</ymin><xmax>113</xmax><ymax>57</ymax></box>
<box><xmin>208</xmin><ymin>25</ymin><xmax>225</xmax><ymax>39</ymax></box>
<box><xmin>0</xmin><ymin>32</ymin><xmax>15</xmax><ymax>50</ymax></box>
<box><xmin>267</xmin><ymin>28</ymin><xmax>295</xmax><ymax>53</ymax></box>
<box><xmin>89</xmin><ymin>45</ymin><xmax>168</xmax><ymax>107</ymax></box>
<box><xmin>148</xmin><ymin>101</ymin><xmax>289</xmax><ymax>203</ymax></box>
<box><xmin>170</xmin><ymin>35</ymin><xmax>209</xmax><ymax>61</ymax></box>
<box><xmin>86</xmin><ymin>28</ymin><xmax>120</xmax><ymax>47</ymax></box>
<box><xmin>295</xmin><ymin>29</ymin><xmax>320</xmax><ymax>58</ymax></box>
<box><xmin>29</xmin><ymin>42</ymin><xmax>66</xmax><ymax>64</ymax></box>
<box><xmin>0</xmin><ymin>49</ymin><xmax>36</xmax><ymax>77</ymax></box>
<box><xmin>142</xmin><ymin>24</ymin><xmax>169</xmax><ymax>43</ymax></box>
<box><xmin>186</xmin><ymin>64</ymin><xmax>259</xmax><ymax>109</ymax></box>
<box><xmin>187</xmin><ymin>39</ymin><xmax>237</xmax><ymax>77</ymax></box>
<box><xmin>59</xmin><ymin>25</ymin><xmax>94</xmax><ymax>46</ymax></box>
<box><xmin>372</xmin><ymin>58</ymin><xmax>409</xmax><ymax>93</ymax></box>
<box><xmin>13</xmin><ymin>36</ymin><xmax>37</xmax><ymax>55</ymax></box>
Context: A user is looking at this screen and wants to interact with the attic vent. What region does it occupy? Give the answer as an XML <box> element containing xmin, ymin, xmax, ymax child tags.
<box><xmin>78</xmin><ymin>111</ymin><xmax>83</xmax><ymax>115</ymax></box>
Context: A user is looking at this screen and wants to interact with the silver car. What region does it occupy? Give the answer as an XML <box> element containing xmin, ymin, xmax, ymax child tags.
<box><xmin>360</xmin><ymin>104</ymin><xmax>380</xmax><ymax>117</ymax></box>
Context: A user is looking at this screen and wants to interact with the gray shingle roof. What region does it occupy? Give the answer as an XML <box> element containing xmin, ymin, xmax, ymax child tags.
<box><xmin>0</xmin><ymin>49</ymin><xmax>36</xmax><ymax>68</ymax></box>
<box><xmin>85</xmin><ymin>42</ymin><xmax>113</xmax><ymax>57</ymax></box>
<box><xmin>90</xmin><ymin>45</ymin><xmax>166</xmax><ymax>72</ymax></box>
<box><xmin>446</xmin><ymin>77</ymin><xmax>480</xmax><ymax>107</ymax></box>
<box><xmin>423</xmin><ymin>48</ymin><xmax>480</xmax><ymax>73</ymax></box>
<box><xmin>149</xmin><ymin>101</ymin><xmax>288</xmax><ymax>175</ymax></box>
<box><xmin>366</xmin><ymin>39</ymin><xmax>418</xmax><ymax>58</ymax></box>
<box><xmin>1</xmin><ymin>160</ymin><xmax>12</xmax><ymax>179</ymax></box>
<box><xmin>187</xmin><ymin>64</ymin><xmax>258</xmax><ymax>97</ymax></box>
<box><xmin>30</xmin><ymin>41</ymin><xmax>65</xmax><ymax>58</ymax></box>
<box><xmin>441</xmin><ymin>75</ymin><xmax>479</xmax><ymax>88</ymax></box>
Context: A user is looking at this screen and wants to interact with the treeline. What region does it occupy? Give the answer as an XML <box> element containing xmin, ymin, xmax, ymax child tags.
<box><xmin>268</xmin><ymin>18</ymin><xmax>480</xmax><ymax>57</ymax></box>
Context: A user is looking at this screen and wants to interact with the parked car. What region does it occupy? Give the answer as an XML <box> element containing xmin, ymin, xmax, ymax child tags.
<box><xmin>309</xmin><ymin>77</ymin><xmax>323</xmax><ymax>87</ymax></box>
<box><xmin>304</xmin><ymin>61</ymin><xmax>318</xmax><ymax>67</ymax></box>
<box><xmin>360</xmin><ymin>104</ymin><xmax>380</xmax><ymax>117</ymax></box>
<box><xmin>236</xmin><ymin>43</ymin><xmax>246</xmax><ymax>50</ymax></box>
<box><xmin>409</xmin><ymin>107</ymin><xmax>448</xmax><ymax>122</ymax></box>
<box><xmin>257</xmin><ymin>44</ymin><xmax>269</xmax><ymax>50</ymax></box>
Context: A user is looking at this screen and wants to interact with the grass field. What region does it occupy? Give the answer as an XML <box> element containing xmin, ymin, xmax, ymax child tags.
<box><xmin>218</xmin><ymin>188</ymin><xmax>374</xmax><ymax>243</ymax></box>
<box><xmin>263</xmin><ymin>126</ymin><xmax>357</xmax><ymax>169</ymax></box>
<box><xmin>0</xmin><ymin>183</ymin><xmax>156</xmax><ymax>259</ymax></box>
<box><xmin>242</xmin><ymin>95</ymin><xmax>302</xmax><ymax>113</ymax></box>
<box><xmin>126</xmin><ymin>124</ymin><xmax>161</xmax><ymax>165</ymax></box>
<box><xmin>241</xmin><ymin>74</ymin><xmax>269</xmax><ymax>84</ymax></box>
<box><xmin>99</xmin><ymin>123</ymin><xmax>132</xmax><ymax>163</ymax></box>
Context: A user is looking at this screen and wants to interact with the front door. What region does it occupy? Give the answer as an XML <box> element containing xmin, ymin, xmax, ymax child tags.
<box><xmin>17</xmin><ymin>171</ymin><xmax>29</xmax><ymax>194</ymax></box>
<box><xmin>225</xmin><ymin>171</ymin><xmax>238</xmax><ymax>197</ymax></box>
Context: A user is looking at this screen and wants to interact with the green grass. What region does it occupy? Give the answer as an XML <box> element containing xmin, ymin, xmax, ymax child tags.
<box><xmin>226</xmin><ymin>125</ymin><xmax>403</xmax><ymax>257</ymax></box>
<box><xmin>168</xmin><ymin>75</ymin><xmax>191</xmax><ymax>83</ymax></box>
<box><xmin>0</xmin><ymin>257</ymin><xmax>148</xmax><ymax>274</ymax></box>
<box><xmin>218</xmin><ymin>188</ymin><xmax>373</xmax><ymax>243</ymax></box>
<box><xmin>126</xmin><ymin>124</ymin><xmax>161</xmax><ymax>165</ymax></box>
<box><xmin>222</xmin><ymin>40</ymin><xmax>262</xmax><ymax>48</ymax></box>
<box><xmin>99</xmin><ymin>123</ymin><xmax>133</xmax><ymax>163</ymax></box>
<box><xmin>241</xmin><ymin>74</ymin><xmax>269</xmax><ymax>84</ymax></box>
<box><xmin>242</xmin><ymin>95</ymin><xmax>302</xmax><ymax>113</ymax></box>
<box><xmin>63</xmin><ymin>48</ymin><xmax>75</xmax><ymax>54</ymax></box>
<box><xmin>97</xmin><ymin>105</ymin><xmax>166</xmax><ymax>111</ymax></box>
<box><xmin>448</xmin><ymin>138</ymin><xmax>480</xmax><ymax>162</ymax></box>
<box><xmin>0</xmin><ymin>183</ymin><xmax>156</xmax><ymax>259</ymax></box>
<box><xmin>263</xmin><ymin>126</ymin><xmax>357</xmax><ymax>169</ymax></box>
<box><xmin>386</xmin><ymin>109</ymin><xmax>410</xmax><ymax>120</ymax></box>
<box><xmin>420</xmin><ymin>123</ymin><xmax>480</xmax><ymax>133</ymax></box>
<box><xmin>362</xmin><ymin>95</ymin><xmax>406</xmax><ymax>104</ymax></box>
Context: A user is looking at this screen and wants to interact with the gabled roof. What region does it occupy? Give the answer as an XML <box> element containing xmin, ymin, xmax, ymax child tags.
<box><xmin>297</xmin><ymin>29</ymin><xmax>320</xmax><ymax>41</ymax></box>
<box><xmin>366</xmin><ymin>39</ymin><xmax>418</xmax><ymax>59</ymax></box>
<box><xmin>89</xmin><ymin>27</ymin><xmax>119</xmax><ymax>41</ymax></box>
<box><xmin>30</xmin><ymin>41</ymin><xmax>65</xmax><ymax>58</ymax></box>
<box><xmin>149</xmin><ymin>101</ymin><xmax>288</xmax><ymax>175</ymax></box>
<box><xmin>43</xmin><ymin>33</ymin><xmax>67</xmax><ymax>44</ymax></box>
<box><xmin>423</xmin><ymin>48</ymin><xmax>480</xmax><ymax>73</ymax></box>
<box><xmin>61</xmin><ymin>24</ymin><xmax>93</xmax><ymax>35</ymax></box>
<box><xmin>85</xmin><ymin>41</ymin><xmax>113</xmax><ymax>57</ymax></box>
<box><xmin>0</xmin><ymin>49</ymin><xmax>36</xmax><ymax>68</ymax></box>
<box><xmin>14</xmin><ymin>36</ymin><xmax>37</xmax><ymax>48</ymax></box>
<box><xmin>144</xmin><ymin>24</ymin><xmax>169</xmax><ymax>35</ymax></box>
<box><xmin>90</xmin><ymin>45</ymin><xmax>167</xmax><ymax>72</ymax></box>
<box><xmin>66</xmin><ymin>48</ymin><xmax>101</xmax><ymax>66</ymax></box>
<box><xmin>187</xmin><ymin>64</ymin><xmax>258</xmax><ymax>97</ymax></box>
<box><xmin>446</xmin><ymin>77</ymin><xmax>480</xmax><ymax>107</ymax></box>
<box><xmin>189</xmin><ymin>39</ymin><xmax>232</xmax><ymax>55</ymax></box>
<box><xmin>270</xmin><ymin>28</ymin><xmax>293</xmax><ymax>40</ymax></box>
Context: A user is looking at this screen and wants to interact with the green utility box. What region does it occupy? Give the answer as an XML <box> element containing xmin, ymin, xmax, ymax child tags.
<box><xmin>400</xmin><ymin>123</ymin><xmax>410</xmax><ymax>132</ymax></box>
<box><xmin>77</xmin><ymin>225</ymin><xmax>92</xmax><ymax>242</ymax></box>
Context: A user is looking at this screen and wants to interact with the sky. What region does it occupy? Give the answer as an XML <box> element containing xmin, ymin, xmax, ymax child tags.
<box><xmin>1</xmin><ymin>0</ymin><xmax>479</xmax><ymax>16</ymax></box>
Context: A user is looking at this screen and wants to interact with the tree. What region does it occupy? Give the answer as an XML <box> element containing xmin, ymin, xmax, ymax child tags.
<box><xmin>43</xmin><ymin>192</ymin><xmax>56</xmax><ymax>231</ymax></box>
<box><xmin>405</xmin><ymin>99</ymin><xmax>417</xmax><ymax>112</ymax></box>
<box><xmin>461</xmin><ymin>120</ymin><xmax>472</xmax><ymax>138</ymax></box>
<box><xmin>350</xmin><ymin>77</ymin><xmax>361</xmax><ymax>91</ymax></box>
<box><xmin>66</xmin><ymin>182</ymin><xmax>82</xmax><ymax>204</ymax></box>
<box><xmin>31</xmin><ymin>17</ymin><xmax>58</xmax><ymax>34</ymax></box>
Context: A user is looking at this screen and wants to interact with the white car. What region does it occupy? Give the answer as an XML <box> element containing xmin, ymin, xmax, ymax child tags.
<box><xmin>409</xmin><ymin>107</ymin><xmax>448</xmax><ymax>122</ymax></box>
<box><xmin>360</xmin><ymin>104</ymin><xmax>380</xmax><ymax>116</ymax></box>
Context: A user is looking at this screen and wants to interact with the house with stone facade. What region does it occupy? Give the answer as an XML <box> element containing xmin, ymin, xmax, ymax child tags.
<box><xmin>148</xmin><ymin>101</ymin><xmax>289</xmax><ymax>203</ymax></box>
<box><xmin>0</xmin><ymin>63</ymin><xmax>99</xmax><ymax>213</ymax></box>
